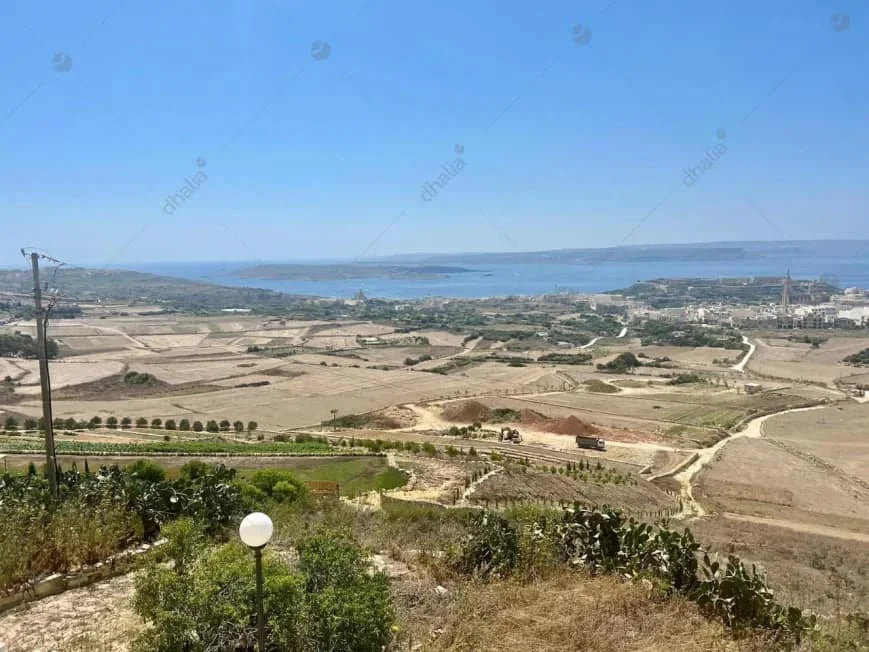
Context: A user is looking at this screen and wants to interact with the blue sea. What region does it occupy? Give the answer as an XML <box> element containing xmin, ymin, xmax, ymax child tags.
<box><xmin>121</xmin><ymin>249</ymin><xmax>869</xmax><ymax>300</ymax></box>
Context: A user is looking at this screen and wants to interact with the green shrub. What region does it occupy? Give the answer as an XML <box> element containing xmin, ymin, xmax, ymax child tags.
<box><xmin>133</xmin><ymin>541</ymin><xmax>305</xmax><ymax>652</ymax></box>
<box><xmin>126</xmin><ymin>459</ymin><xmax>166</xmax><ymax>483</ymax></box>
<box><xmin>133</xmin><ymin>527</ymin><xmax>393</xmax><ymax>652</ymax></box>
<box><xmin>450</xmin><ymin>512</ymin><xmax>519</xmax><ymax>579</ymax></box>
<box><xmin>249</xmin><ymin>469</ymin><xmax>306</xmax><ymax>503</ymax></box>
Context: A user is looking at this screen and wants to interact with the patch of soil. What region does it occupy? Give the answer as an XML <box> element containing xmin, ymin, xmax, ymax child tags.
<box><xmin>441</xmin><ymin>400</ymin><xmax>491</xmax><ymax>423</ymax></box>
<box><xmin>51</xmin><ymin>374</ymin><xmax>222</xmax><ymax>400</ymax></box>
<box><xmin>545</xmin><ymin>415</ymin><xmax>601</xmax><ymax>436</ymax></box>
<box><xmin>259</xmin><ymin>367</ymin><xmax>307</xmax><ymax>378</ymax></box>
<box><xmin>519</xmin><ymin>408</ymin><xmax>548</xmax><ymax>424</ymax></box>
<box><xmin>373</xmin><ymin>406</ymin><xmax>417</xmax><ymax>428</ymax></box>
<box><xmin>367</xmin><ymin>414</ymin><xmax>404</xmax><ymax>429</ymax></box>
<box><xmin>583</xmin><ymin>378</ymin><xmax>621</xmax><ymax>393</ymax></box>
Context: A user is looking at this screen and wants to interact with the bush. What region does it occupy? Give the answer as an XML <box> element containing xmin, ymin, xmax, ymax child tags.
<box><xmin>126</xmin><ymin>459</ymin><xmax>166</xmax><ymax>483</ymax></box>
<box><xmin>450</xmin><ymin>512</ymin><xmax>519</xmax><ymax>579</ymax></box>
<box><xmin>597</xmin><ymin>352</ymin><xmax>642</xmax><ymax>373</ymax></box>
<box><xmin>133</xmin><ymin>527</ymin><xmax>393</xmax><ymax>652</ymax></box>
<box><xmin>193</xmin><ymin>421</ymin><xmax>203</xmax><ymax>432</ymax></box>
<box><xmin>178</xmin><ymin>419</ymin><xmax>190</xmax><ymax>431</ymax></box>
<box><xmin>136</xmin><ymin>417</ymin><xmax>148</xmax><ymax>427</ymax></box>
<box><xmin>133</xmin><ymin>540</ymin><xmax>305</xmax><ymax>652</ymax></box>
<box><xmin>164</xmin><ymin>419</ymin><xmax>177</xmax><ymax>430</ymax></box>
<box><xmin>206</xmin><ymin>420</ymin><xmax>219</xmax><ymax>433</ymax></box>
<box><xmin>668</xmin><ymin>373</ymin><xmax>703</xmax><ymax>385</ymax></box>
<box><xmin>248</xmin><ymin>469</ymin><xmax>306</xmax><ymax>503</ymax></box>
<box><xmin>151</xmin><ymin>418</ymin><xmax>163</xmax><ymax>429</ymax></box>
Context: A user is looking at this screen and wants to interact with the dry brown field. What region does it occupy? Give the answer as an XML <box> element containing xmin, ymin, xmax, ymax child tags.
<box><xmin>694</xmin><ymin>436</ymin><xmax>869</xmax><ymax>535</ymax></box>
<box><xmin>760</xmin><ymin>400</ymin><xmax>869</xmax><ymax>480</ymax></box>
<box><xmin>746</xmin><ymin>334</ymin><xmax>869</xmax><ymax>385</ymax></box>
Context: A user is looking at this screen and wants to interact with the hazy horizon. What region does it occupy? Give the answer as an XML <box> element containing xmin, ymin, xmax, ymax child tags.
<box><xmin>4</xmin><ymin>237</ymin><xmax>869</xmax><ymax>270</ymax></box>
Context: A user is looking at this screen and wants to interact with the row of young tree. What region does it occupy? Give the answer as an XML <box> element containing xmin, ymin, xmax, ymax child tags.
<box><xmin>2</xmin><ymin>415</ymin><xmax>258</xmax><ymax>434</ymax></box>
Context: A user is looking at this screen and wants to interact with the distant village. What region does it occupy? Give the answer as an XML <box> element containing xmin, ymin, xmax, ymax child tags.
<box><xmin>625</xmin><ymin>272</ymin><xmax>869</xmax><ymax>329</ymax></box>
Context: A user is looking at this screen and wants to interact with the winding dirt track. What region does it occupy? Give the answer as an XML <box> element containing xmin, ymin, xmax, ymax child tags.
<box><xmin>730</xmin><ymin>335</ymin><xmax>756</xmax><ymax>373</ymax></box>
<box><xmin>673</xmin><ymin>405</ymin><xmax>826</xmax><ymax>518</ymax></box>
<box><xmin>721</xmin><ymin>512</ymin><xmax>869</xmax><ymax>543</ymax></box>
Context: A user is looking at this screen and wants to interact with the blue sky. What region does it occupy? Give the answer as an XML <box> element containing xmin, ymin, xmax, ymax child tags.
<box><xmin>0</xmin><ymin>0</ymin><xmax>866</xmax><ymax>265</ymax></box>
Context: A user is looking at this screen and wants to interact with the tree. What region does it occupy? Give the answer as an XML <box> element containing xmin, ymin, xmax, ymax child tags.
<box><xmin>247</xmin><ymin>421</ymin><xmax>258</xmax><ymax>435</ymax></box>
<box><xmin>3</xmin><ymin>416</ymin><xmax>17</xmax><ymax>431</ymax></box>
<box><xmin>136</xmin><ymin>417</ymin><xmax>148</xmax><ymax>427</ymax></box>
<box><xmin>164</xmin><ymin>419</ymin><xmax>177</xmax><ymax>430</ymax></box>
<box><xmin>89</xmin><ymin>416</ymin><xmax>102</xmax><ymax>428</ymax></box>
<box><xmin>151</xmin><ymin>418</ymin><xmax>163</xmax><ymax>429</ymax></box>
<box><xmin>233</xmin><ymin>420</ymin><xmax>244</xmax><ymax>433</ymax></box>
<box><xmin>193</xmin><ymin>420</ymin><xmax>204</xmax><ymax>432</ymax></box>
<box><xmin>53</xmin><ymin>417</ymin><xmax>64</xmax><ymax>430</ymax></box>
<box><xmin>218</xmin><ymin>419</ymin><xmax>230</xmax><ymax>432</ymax></box>
<box><xmin>206</xmin><ymin>420</ymin><xmax>219</xmax><ymax>433</ymax></box>
<box><xmin>24</xmin><ymin>418</ymin><xmax>37</xmax><ymax>431</ymax></box>
<box><xmin>121</xmin><ymin>416</ymin><xmax>132</xmax><ymax>428</ymax></box>
<box><xmin>106</xmin><ymin>416</ymin><xmax>119</xmax><ymax>429</ymax></box>
<box><xmin>64</xmin><ymin>417</ymin><xmax>77</xmax><ymax>431</ymax></box>
<box><xmin>178</xmin><ymin>418</ymin><xmax>190</xmax><ymax>431</ymax></box>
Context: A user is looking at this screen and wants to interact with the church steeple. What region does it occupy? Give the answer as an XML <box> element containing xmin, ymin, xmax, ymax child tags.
<box><xmin>782</xmin><ymin>269</ymin><xmax>792</xmax><ymax>313</ymax></box>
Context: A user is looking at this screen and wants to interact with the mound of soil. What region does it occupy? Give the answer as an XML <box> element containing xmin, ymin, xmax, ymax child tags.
<box><xmin>546</xmin><ymin>415</ymin><xmax>600</xmax><ymax>436</ymax></box>
<box><xmin>442</xmin><ymin>400</ymin><xmax>491</xmax><ymax>423</ymax></box>
<box><xmin>519</xmin><ymin>408</ymin><xmax>548</xmax><ymax>424</ymax></box>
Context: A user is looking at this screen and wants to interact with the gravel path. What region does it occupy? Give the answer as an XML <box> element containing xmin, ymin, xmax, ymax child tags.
<box><xmin>0</xmin><ymin>574</ymin><xmax>140</xmax><ymax>652</ymax></box>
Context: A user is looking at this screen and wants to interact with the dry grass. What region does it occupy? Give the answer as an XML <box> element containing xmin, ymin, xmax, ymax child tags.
<box><xmin>762</xmin><ymin>401</ymin><xmax>869</xmax><ymax>479</ymax></box>
<box><xmin>424</xmin><ymin>572</ymin><xmax>768</xmax><ymax>651</ymax></box>
<box><xmin>695</xmin><ymin>438</ymin><xmax>869</xmax><ymax>534</ymax></box>
<box><xmin>687</xmin><ymin>515</ymin><xmax>869</xmax><ymax>615</ymax></box>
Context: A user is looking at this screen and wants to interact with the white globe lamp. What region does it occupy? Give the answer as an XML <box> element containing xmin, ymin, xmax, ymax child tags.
<box><xmin>240</xmin><ymin>512</ymin><xmax>273</xmax><ymax>650</ymax></box>
<box><xmin>239</xmin><ymin>512</ymin><xmax>273</xmax><ymax>548</ymax></box>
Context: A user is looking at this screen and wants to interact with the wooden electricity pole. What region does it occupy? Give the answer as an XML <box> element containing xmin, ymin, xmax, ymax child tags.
<box><xmin>30</xmin><ymin>253</ymin><xmax>58</xmax><ymax>499</ymax></box>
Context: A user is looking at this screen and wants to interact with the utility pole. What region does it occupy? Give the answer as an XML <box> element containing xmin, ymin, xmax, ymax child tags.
<box><xmin>30</xmin><ymin>253</ymin><xmax>58</xmax><ymax>499</ymax></box>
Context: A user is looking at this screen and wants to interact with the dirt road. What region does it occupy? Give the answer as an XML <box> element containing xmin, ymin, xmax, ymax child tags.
<box><xmin>722</xmin><ymin>512</ymin><xmax>869</xmax><ymax>544</ymax></box>
<box><xmin>730</xmin><ymin>335</ymin><xmax>756</xmax><ymax>373</ymax></box>
<box><xmin>674</xmin><ymin>404</ymin><xmax>825</xmax><ymax>518</ymax></box>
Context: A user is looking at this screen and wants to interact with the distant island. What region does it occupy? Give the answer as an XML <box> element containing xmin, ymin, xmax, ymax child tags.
<box><xmin>231</xmin><ymin>264</ymin><xmax>478</xmax><ymax>281</ymax></box>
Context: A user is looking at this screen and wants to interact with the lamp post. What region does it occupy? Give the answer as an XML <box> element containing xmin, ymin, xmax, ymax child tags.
<box><xmin>239</xmin><ymin>512</ymin><xmax>273</xmax><ymax>651</ymax></box>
